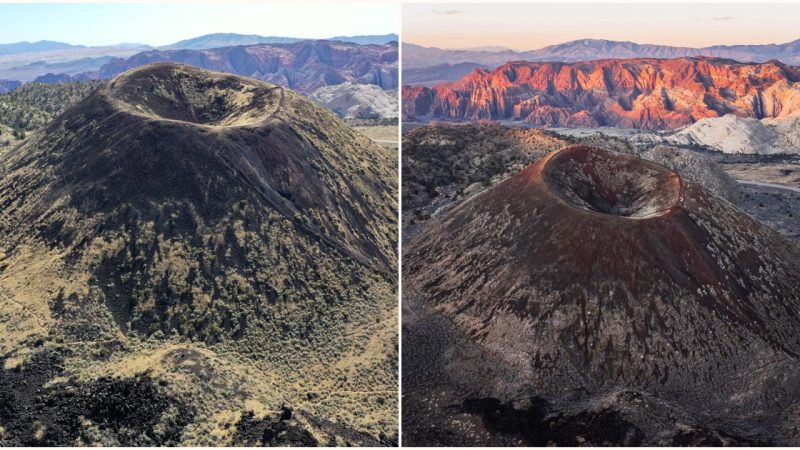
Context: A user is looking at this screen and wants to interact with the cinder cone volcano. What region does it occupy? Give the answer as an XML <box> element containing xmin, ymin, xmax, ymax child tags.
<box><xmin>0</xmin><ymin>62</ymin><xmax>398</xmax><ymax>447</ymax></box>
<box><xmin>0</xmin><ymin>62</ymin><xmax>397</xmax><ymax>342</ymax></box>
<box><xmin>405</xmin><ymin>145</ymin><xmax>800</xmax><ymax>421</ymax></box>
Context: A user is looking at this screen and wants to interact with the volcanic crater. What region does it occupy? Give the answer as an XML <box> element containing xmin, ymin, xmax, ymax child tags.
<box><xmin>110</xmin><ymin>63</ymin><xmax>282</xmax><ymax>126</ymax></box>
<box><xmin>542</xmin><ymin>145</ymin><xmax>682</xmax><ymax>219</ymax></box>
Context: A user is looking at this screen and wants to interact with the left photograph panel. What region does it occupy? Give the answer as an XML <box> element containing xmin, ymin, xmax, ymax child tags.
<box><xmin>0</xmin><ymin>2</ymin><xmax>398</xmax><ymax>446</ymax></box>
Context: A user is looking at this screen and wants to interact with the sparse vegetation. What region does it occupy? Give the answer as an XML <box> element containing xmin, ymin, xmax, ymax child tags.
<box><xmin>401</xmin><ymin>124</ymin><xmax>570</xmax><ymax>236</ymax></box>
<box><xmin>0</xmin><ymin>80</ymin><xmax>103</xmax><ymax>151</ymax></box>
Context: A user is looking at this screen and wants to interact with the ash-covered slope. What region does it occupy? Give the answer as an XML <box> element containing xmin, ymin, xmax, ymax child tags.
<box><xmin>405</xmin><ymin>145</ymin><xmax>800</xmax><ymax>444</ymax></box>
<box><xmin>403</xmin><ymin>57</ymin><xmax>800</xmax><ymax>129</ymax></box>
<box><xmin>0</xmin><ymin>63</ymin><xmax>398</xmax><ymax>445</ymax></box>
<box><xmin>2</xmin><ymin>62</ymin><xmax>396</xmax><ymax>276</ymax></box>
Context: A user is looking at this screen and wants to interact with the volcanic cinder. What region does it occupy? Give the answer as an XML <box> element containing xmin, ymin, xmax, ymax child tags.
<box><xmin>404</xmin><ymin>144</ymin><xmax>800</xmax><ymax>445</ymax></box>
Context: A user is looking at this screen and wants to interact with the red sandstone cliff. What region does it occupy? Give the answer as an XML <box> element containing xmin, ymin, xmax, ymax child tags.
<box><xmin>402</xmin><ymin>57</ymin><xmax>800</xmax><ymax>130</ymax></box>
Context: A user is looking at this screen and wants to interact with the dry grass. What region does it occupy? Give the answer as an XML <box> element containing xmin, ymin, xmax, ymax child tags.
<box><xmin>353</xmin><ymin>125</ymin><xmax>398</xmax><ymax>142</ymax></box>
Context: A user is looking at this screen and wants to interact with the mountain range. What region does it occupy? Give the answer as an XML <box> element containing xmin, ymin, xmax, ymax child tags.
<box><xmin>403</xmin><ymin>38</ymin><xmax>800</xmax><ymax>84</ymax></box>
<box><xmin>0</xmin><ymin>79</ymin><xmax>21</xmax><ymax>94</ymax></box>
<box><xmin>0</xmin><ymin>45</ymin><xmax>152</xmax><ymax>82</ymax></box>
<box><xmin>160</xmin><ymin>33</ymin><xmax>398</xmax><ymax>50</ymax></box>
<box><xmin>402</xmin><ymin>62</ymin><xmax>488</xmax><ymax>86</ymax></box>
<box><xmin>0</xmin><ymin>33</ymin><xmax>398</xmax><ymax>56</ymax></box>
<box><xmin>24</xmin><ymin>40</ymin><xmax>397</xmax><ymax>95</ymax></box>
<box><xmin>403</xmin><ymin>57</ymin><xmax>800</xmax><ymax>130</ymax></box>
<box><xmin>0</xmin><ymin>40</ymin><xmax>87</xmax><ymax>55</ymax></box>
<box><xmin>0</xmin><ymin>33</ymin><xmax>398</xmax><ymax>82</ymax></box>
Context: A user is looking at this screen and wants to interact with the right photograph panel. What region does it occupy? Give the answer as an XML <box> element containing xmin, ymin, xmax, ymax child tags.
<box><xmin>401</xmin><ymin>3</ymin><xmax>800</xmax><ymax>446</ymax></box>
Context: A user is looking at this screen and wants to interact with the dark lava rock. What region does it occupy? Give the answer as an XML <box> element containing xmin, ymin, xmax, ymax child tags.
<box><xmin>0</xmin><ymin>351</ymin><xmax>192</xmax><ymax>446</ymax></box>
<box><xmin>232</xmin><ymin>409</ymin><xmax>317</xmax><ymax>447</ymax></box>
<box><xmin>462</xmin><ymin>396</ymin><xmax>644</xmax><ymax>446</ymax></box>
<box><xmin>232</xmin><ymin>407</ymin><xmax>395</xmax><ymax>447</ymax></box>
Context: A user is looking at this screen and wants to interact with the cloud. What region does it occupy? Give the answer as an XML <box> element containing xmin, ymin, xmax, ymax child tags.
<box><xmin>713</xmin><ymin>16</ymin><xmax>734</xmax><ymax>21</ymax></box>
<box><xmin>431</xmin><ymin>9</ymin><xmax>464</xmax><ymax>16</ymax></box>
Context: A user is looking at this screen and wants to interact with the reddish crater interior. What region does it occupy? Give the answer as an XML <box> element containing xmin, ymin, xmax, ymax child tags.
<box><xmin>543</xmin><ymin>146</ymin><xmax>681</xmax><ymax>219</ymax></box>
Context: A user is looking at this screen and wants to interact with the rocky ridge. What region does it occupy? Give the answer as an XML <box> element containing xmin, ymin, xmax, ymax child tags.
<box><xmin>403</xmin><ymin>58</ymin><xmax>800</xmax><ymax>130</ymax></box>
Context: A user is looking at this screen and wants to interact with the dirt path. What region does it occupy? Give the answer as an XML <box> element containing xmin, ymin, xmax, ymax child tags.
<box><xmin>737</xmin><ymin>179</ymin><xmax>800</xmax><ymax>194</ymax></box>
<box><xmin>0</xmin><ymin>286</ymin><xmax>46</xmax><ymax>331</ymax></box>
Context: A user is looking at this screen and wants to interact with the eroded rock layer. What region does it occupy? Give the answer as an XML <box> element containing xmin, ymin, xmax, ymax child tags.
<box><xmin>402</xmin><ymin>57</ymin><xmax>800</xmax><ymax>129</ymax></box>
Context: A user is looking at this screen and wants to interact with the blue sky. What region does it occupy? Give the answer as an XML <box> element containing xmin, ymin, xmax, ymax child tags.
<box><xmin>0</xmin><ymin>2</ymin><xmax>399</xmax><ymax>47</ymax></box>
<box><xmin>404</xmin><ymin>3</ymin><xmax>800</xmax><ymax>50</ymax></box>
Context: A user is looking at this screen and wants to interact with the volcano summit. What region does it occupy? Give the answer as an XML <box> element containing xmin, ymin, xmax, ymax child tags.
<box><xmin>404</xmin><ymin>145</ymin><xmax>800</xmax><ymax>445</ymax></box>
<box><xmin>0</xmin><ymin>63</ymin><xmax>397</xmax><ymax>445</ymax></box>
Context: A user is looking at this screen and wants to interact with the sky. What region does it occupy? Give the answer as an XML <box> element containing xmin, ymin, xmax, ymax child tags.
<box><xmin>0</xmin><ymin>2</ymin><xmax>399</xmax><ymax>47</ymax></box>
<box><xmin>403</xmin><ymin>3</ymin><xmax>800</xmax><ymax>50</ymax></box>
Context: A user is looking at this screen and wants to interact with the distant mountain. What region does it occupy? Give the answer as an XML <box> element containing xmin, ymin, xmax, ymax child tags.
<box><xmin>0</xmin><ymin>45</ymin><xmax>153</xmax><ymax>82</ymax></box>
<box><xmin>89</xmin><ymin>40</ymin><xmax>398</xmax><ymax>94</ymax></box>
<box><xmin>0</xmin><ymin>35</ymin><xmax>397</xmax><ymax>83</ymax></box>
<box><xmin>0</xmin><ymin>79</ymin><xmax>21</xmax><ymax>93</ymax></box>
<box><xmin>30</xmin><ymin>72</ymin><xmax>75</xmax><ymax>84</ymax></box>
<box><xmin>0</xmin><ymin>40</ymin><xmax>84</xmax><ymax>56</ymax></box>
<box><xmin>536</xmin><ymin>38</ymin><xmax>800</xmax><ymax>64</ymax></box>
<box><xmin>328</xmin><ymin>34</ymin><xmax>398</xmax><ymax>45</ymax></box>
<box><xmin>161</xmin><ymin>33</ymin><xmax>398</xmax><ymax>50</ymax></box>
<box><xmin>402</xmin><ymin>57</ymin><xmax>800</xmax><ymax>130</ymax></box>
<box><xmin>402</xmin><ymin>62</ymin><xmax>487</xmax><ymax>86</ymax></box>
<box><xmin>451</xmin><ymin>46</ymin><xmax>515</xmax><ymax>52</ymax></box>
<box><xmin>160</xmin><ymin>33</ymin><xmax>303</xmax><ymax>50</ymax></box>
<box><xmin>402</xmin><ymin>43</ymin><xmax>519</xmax><ymax>69</ymax></box>
<box><xmin>403</xmin><ymin>38</ymin><xmax>800</xmax><ymax>69</ymax></box>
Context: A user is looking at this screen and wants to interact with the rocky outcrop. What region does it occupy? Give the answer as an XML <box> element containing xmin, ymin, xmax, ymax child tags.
<box><xmin>402</xmin><ymin>57</ymin><xmax>800</xmax><ymax>130</ymax></box>
<box><xmin>655</xmin><ymin>114</ymin><xmax>800</xmax><ymax>154</ymax></box>
<box><xmin>309</xmin><ymin>82</ymin><xmax>398</xmax><ymax>119</ymax></box>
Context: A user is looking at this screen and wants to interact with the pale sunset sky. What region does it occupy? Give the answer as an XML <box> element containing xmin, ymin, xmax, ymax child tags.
<box><xmin>403</xmin><ymin>3</ymin><xmax>800</xmax><ymax>50</ymax></box>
